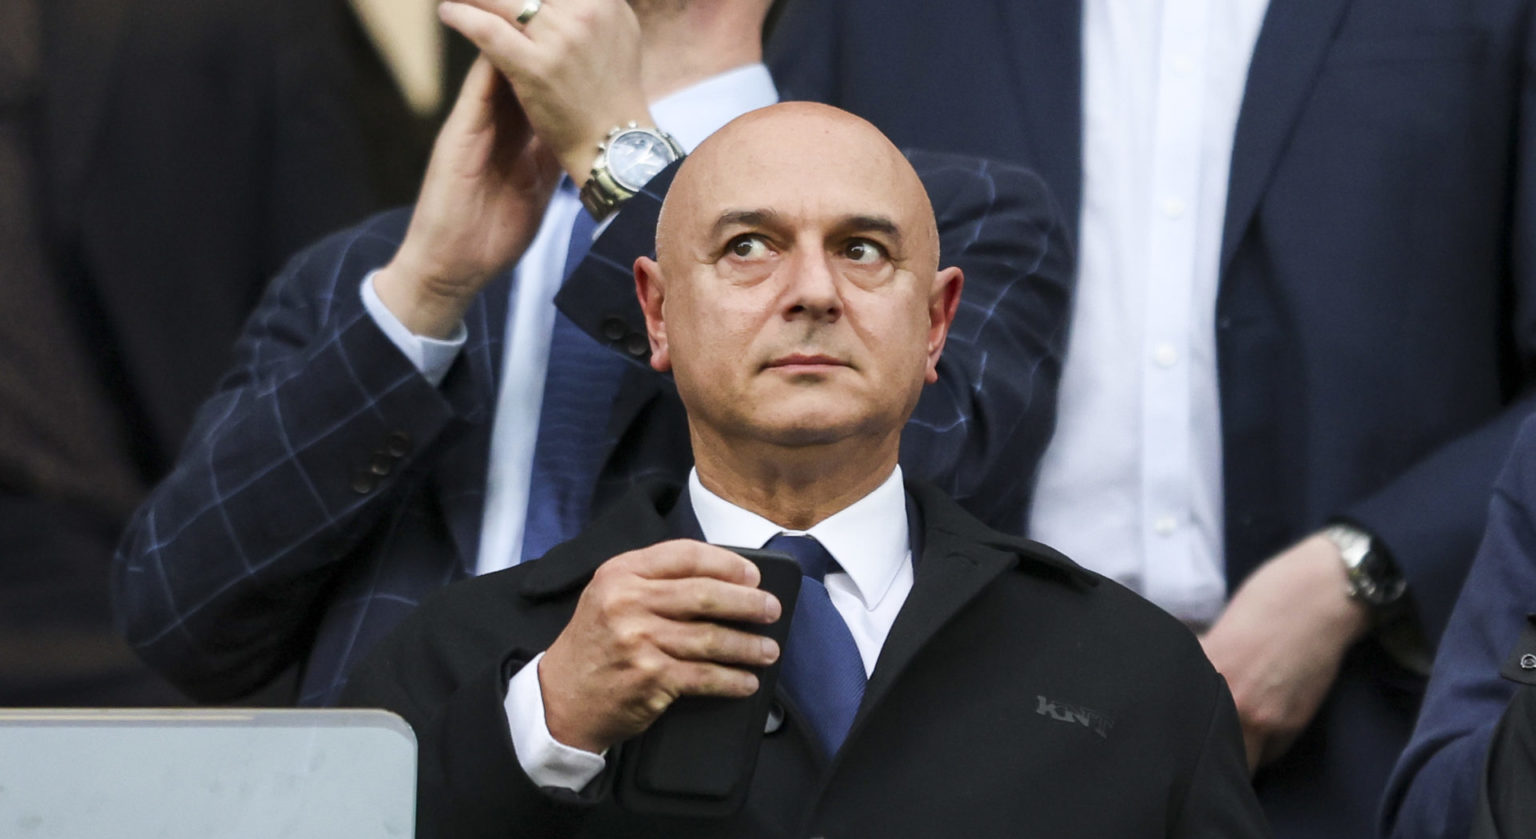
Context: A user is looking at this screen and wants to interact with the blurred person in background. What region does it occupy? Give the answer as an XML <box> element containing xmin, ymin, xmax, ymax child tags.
<box><xmin>767</xmin><ymin>1</ymin><xmax>1536</xmax><ymax>836</ymax></box>
<box><xmin>0</xmin><ymin>0</ymin><xmax>463</xmax><ymax>705</ymax></box>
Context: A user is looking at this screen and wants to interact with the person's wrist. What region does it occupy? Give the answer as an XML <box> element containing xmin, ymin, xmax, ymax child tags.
<box><xmin>554</xmin><ymin>104</ymin><xmax>657</xmax><ymax>185</ymax></box>
<box><xmin>373</xmin><ymin>257</ymin><xmax>479</xmax><ymax>340</ymax></box>
<box><xmin>536</xmin><ymin>647</ymin><xmax>612</xmax><ymax>754</ymax></box>
<box><xmin>1308</xmin><ymin>533</ymin><xmax>1374</xmax><ymax>645</ymax></box>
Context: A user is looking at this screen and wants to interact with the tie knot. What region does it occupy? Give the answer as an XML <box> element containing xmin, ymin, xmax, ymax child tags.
<box><xmin>763</xmin><ymin>534</ymin><xmax>839</xmax><ymax>582</ymax></box>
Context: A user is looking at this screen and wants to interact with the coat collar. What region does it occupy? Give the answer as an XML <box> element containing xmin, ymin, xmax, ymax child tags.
<box><xmin>516</xmin><ymin>479</ymin><xmax>1097</xmax><ymax>602</ymax></box>
<box><xmin>855</xmin><ymin>480</ymin><xmax>1095</xmax><ymax>724</ymax></box>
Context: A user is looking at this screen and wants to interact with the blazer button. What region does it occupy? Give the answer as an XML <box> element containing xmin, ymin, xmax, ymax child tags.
<box><xmin>350</xmin><ymin>470</ymin><xmax>378</xmax><ymax>494</ymax></box>
<box><xmin>369</xmin><ymin>451</ymin><xmax>393</xmax><ymax>476</ymax></box>
<box><xmin>602</xmin><ymin>317</ymin><xmax>627</xmax><ymax>341</ymax></box>
<box><xmin>385</xmin><ymin>431</ymin><xmax>411</xmax><ymax>458</ymax></box>
<box><xmin>625</xmin><ymin>334</ymin><xmax>649</xmax><ymax>357</ymax></box>
<box><xmin>764</xmin><ymin>703</ymin><xmax>784</xmax><ymax>734</ymax></box>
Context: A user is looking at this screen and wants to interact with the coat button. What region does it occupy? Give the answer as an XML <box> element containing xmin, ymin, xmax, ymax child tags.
<box><xmin>625</xmin><ymin>334</ymin><xmax>649</xmax><ymax>357</ymax></box>
<box><xmin>1520</xmin><ymin>654</ymin><xmax>1536</xmax><ymax>671</ymax></box>
<box><xmin>764</xmin><ymin>703</ymin><xmax>784</xmax><ymax>734</ymax></box>
<box><xmin>350</xmin><ymin>470</ymin><xmax>377</xmax><ymax>494</ymax></box>
<box><xmin>602</xmin><ymin>317</ymin><xmax>627</xmax><ymax>341</ymax></box>
<box><xmin>369</xmin><ymin>451</ymin><xmax>393</xmax><ymax>476</ymax></box>
<box><xmin>385</xmin><ymin>431</ymin><xmax>411</xmax><ymax>457</ymax></box>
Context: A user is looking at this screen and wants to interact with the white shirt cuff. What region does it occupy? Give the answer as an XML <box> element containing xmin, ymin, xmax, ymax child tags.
<box><xmin>360</xmin><ymin>271</ymin><xmax>466</xmax><ymax>387</ymax></box>
<box><xmin>503</xmin><ymin>651</ymin><xmax>609</xmax><ymax>791</ymax></box>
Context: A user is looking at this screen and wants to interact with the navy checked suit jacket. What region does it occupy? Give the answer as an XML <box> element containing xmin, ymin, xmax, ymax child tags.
<box><xmin>768</xmin><ymin>1</ymin><xmax>1536</xmax><ymax>837</ymax></box>
<box><xmin>112</xmin><ymin>149</ymin><xmax>1072</xmax><ymax>706</ymax></box>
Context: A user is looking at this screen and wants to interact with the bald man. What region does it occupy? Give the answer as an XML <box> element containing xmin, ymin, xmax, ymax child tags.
<box><xmin>343</xmin><ymin>103</ymin><xmax>1268</xmax><ymax>839</ymax></box>
<box><xmin>113</xmin><ymin>0</ymin><xmax>1069</xmax><ymax>707</ymax></box>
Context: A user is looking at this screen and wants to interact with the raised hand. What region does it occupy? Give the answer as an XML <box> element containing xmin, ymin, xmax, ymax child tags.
<box><xmin>374</xmin><ymin>55</ymin><xmax>563</xmax><ymax>338</ymax></box>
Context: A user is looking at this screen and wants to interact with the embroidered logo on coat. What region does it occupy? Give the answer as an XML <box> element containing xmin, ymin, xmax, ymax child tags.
<box><xmin>1035</xmin><ymin>695</ymin><xmax>1115</xmax><ymax>739</ymax></box>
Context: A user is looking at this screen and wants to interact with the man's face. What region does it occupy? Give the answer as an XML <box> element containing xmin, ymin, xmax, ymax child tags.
<box><xmin>637</xmin><ymin>104</ymin><xmax>962</xmax><ymax>454</ymax></box>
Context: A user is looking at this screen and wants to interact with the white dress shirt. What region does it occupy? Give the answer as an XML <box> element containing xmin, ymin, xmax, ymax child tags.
<box><xmin>504</xmin><ymin>465</ymin><xmax>914</xmax><ymax>791</ymax></box>
<box><xmin>360</xmin><ymin>63</ymin><xmax>780</xmax><ymax>576</ymax></box>
<box><xmin>1028</xmin><ymin>0</ymin><xmax>1269</xmax><ymax>627</ymax></box>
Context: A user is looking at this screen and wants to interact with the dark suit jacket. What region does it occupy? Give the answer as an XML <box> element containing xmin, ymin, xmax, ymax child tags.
<box><xmin>1383</xmin><ymin>415</ymin><xmax>1536</xmax><ymax>838</ymax></box>
<box><xmin>113</xmin><ymin>150</ymin><xmax>1073</xmax><ymax>707</ymax></box>
<box><xmin>766</xmin><ymin>1</ymin><xmax>1536</xmax><ymax>835</ymax></box>
<box><xmin>2</xmin><ymin>0</ymin><xmax>404</xmax><ymax>705</ymax></box>
<box><xmin>341</xmin><ymin>479</ymin><xmax>1269</xmax><ymax>839</ymax></box>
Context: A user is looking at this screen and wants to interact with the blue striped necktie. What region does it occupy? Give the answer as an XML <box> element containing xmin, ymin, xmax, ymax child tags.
<box><xmin>521</xmin><ymin>195</ymin><xmax>630</xmax><ymax>562</ymax></box>
<box><xmin>765</xmin><ymin>533</ymin><xmax>868</xmax><ymax>758</ymax></box>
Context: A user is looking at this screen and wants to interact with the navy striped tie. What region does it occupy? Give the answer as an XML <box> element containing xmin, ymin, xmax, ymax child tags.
<box><xmin>522</xmin><ymin>196</ymin><xmax>630</xmax><ymax>562</ymax></box>
<box><xmin>765</xmin><ymin>533</ymin><xmax>868</xmax><ymax>758</ymax></box>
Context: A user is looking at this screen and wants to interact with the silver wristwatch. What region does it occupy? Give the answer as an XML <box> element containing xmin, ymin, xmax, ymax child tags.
<box><xmin>579</xmin><ymin>122</ymin><xmax>684</xmax><ymax>220</ymax></box>
<box><xmin>1323</xmin><ymin>523</ymin><xmax>1407</xmax><ymax>609</ymax></box>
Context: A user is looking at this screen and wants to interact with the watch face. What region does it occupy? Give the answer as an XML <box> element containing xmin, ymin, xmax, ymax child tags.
<box><xmin>607</xmin><ymin>130</ymin><xmax>678</xmax><ymax>191</ymax></box>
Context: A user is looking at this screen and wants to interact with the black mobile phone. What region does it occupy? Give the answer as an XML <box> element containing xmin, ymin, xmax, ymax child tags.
<box><xmin>614</xmin><ymin>546</ymin><xmax>801</xmax><ymax>816</ymax></box>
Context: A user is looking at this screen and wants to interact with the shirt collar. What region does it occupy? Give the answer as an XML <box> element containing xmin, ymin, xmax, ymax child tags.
<box><xmin>688</xmin><ymin>466</ymin><xmax>910</xmax><ymax>611</ymax></box>
<box><xmin>649</xmin><ymin>63</ymin><xmax>779</xmax><ymax>152</ymax></box>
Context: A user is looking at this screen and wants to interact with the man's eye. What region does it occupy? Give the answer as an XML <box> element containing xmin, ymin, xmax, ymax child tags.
<box><xmin>844</xmin><ymin>239</ymin><xmax>887</xmax><ymax>264</ymax></box>
<box><xmin>728</xmin><ymin>235</ymin><xmax>770</xmax><ymax>259</ymax></box>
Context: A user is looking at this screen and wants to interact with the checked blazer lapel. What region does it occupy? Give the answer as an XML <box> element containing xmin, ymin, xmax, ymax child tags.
<box><xmin>1220</xmin><ymin>0</ymin><xmax>1356</xmax><ymax>274</ymax></box>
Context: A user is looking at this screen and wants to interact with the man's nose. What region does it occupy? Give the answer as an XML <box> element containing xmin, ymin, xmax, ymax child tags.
<box><xmin>782</xmin><ymin>248</ymin><xmax>842</xmax><ymax>321</ymax></box>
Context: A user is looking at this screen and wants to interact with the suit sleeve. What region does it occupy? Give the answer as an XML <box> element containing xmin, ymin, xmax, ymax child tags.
<box><xmin>1171</xmin><ymin>671</ymin><xmax>1273</xmax><ymax>837</ymax></box>
<box><xmin>1342</xmin><ymin>11</ymin><xmax>1536</xmax><ymax>647</ymax></box>
<box><xmin>340</xmin><ymin>582</ymin><xmax>599</xmax><ymax>839</ymax></box>
<box><xmin>1380</xmin><ymin>416</ymin><xmax>1536</xmax><ymax>839</ymax></box>
<box><xmin>558</xmin><ymin>154</ymin><xmax>1074</xmax><ymax>535</ymax></box>
<box><xmin>111</xmin><ymin>210</ymin><xmax>482</xmax><ymax>701</ymax></box>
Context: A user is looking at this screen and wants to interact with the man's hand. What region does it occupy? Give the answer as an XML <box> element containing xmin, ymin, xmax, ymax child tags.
<box><xmin>375</xmin><ymin>56</ymin><xmax>562</xmax><ymax>338</ymax></box>
<box><xmin>538</xmin><ymin>540</ymin><xmax>783</xmax><ymax>754</ymax></box>
<box><xmin>1199</xmin><ymin>533</ymin><xmax>1372</xmax><ymax>771</ymax></box>
<box><xmin>440</xmin><ymin>0</ymin><xmax>654</xmax><ymax>182</ymax></box>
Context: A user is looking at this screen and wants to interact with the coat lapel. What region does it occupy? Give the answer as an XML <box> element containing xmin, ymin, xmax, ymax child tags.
<box><xmin>997</xmin><ymin>0</ymin><xmax>1084</xmax><ymax>223</ymax></box>
<box><xmin>1220</xmin><ymin>0</ymin><xmax>1355</xmax><ymax>273</ymax></box>
<box><xmin>40</xmin><ymin>0</ymin><xmax>131</xmax><ymax>227</ymax></box>
<box><xmin>854</xmin><ymin>483</ymin><xmax>1096</xmax><ymax>734</ymax></box>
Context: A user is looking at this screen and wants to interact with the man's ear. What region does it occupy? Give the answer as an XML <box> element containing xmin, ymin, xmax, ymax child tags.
<box><xmin>924</xmin><ymin>267</ymin><xmax>964</xmax><ymax>384</ymax></box>
<box><xmin>634</xmin><ymin>256</ymin><xmax>671</xmax><ymax>372</ymax></box>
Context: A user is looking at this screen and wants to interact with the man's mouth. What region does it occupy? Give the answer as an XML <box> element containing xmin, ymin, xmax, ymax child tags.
<box><xmin>763</xmin><ymin>353</ymin><xmax>850</xmax><ymax>371</ymax></box>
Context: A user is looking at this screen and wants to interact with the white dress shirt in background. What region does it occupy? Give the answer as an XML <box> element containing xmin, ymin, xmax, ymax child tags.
<box><xmin>1029</xmin><ymin>0</ymin><xmax>1268</xmax><ymax>627</ymax></box>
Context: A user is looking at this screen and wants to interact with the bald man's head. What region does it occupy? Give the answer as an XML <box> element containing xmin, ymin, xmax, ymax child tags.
<box><xmin>633</xmin><ymin>102</ymin><xmax>963</xmax><ymax>459</ymax></box>
<box><xmin>656</xmin><ymin>103</ymin><xmax>942</xmax><ymax>278</ymax></box>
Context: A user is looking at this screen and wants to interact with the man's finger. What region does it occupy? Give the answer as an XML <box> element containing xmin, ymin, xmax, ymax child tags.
<box><xmin>647</xmin><ymin>618</ymin><xmax>780</xmax><ymax>668</ymax></box>
<box><xmin>625</xmin><ymin>540</ymin><xmax>764</xmax><ymax>586</ymax></box>
<box><xmin>637</xmin><ymin>575</ymin><xmax>781</xmax><ymax>625</ymax></box>
<box><xmin>668</xmin><ymin>660</ymin><xmax>761</xmax><ymax>700</ymax></box>
<box><xmin>439</xmin><ymin>2</ymin><xmax>536</xmax><ymax>72</ymax></box>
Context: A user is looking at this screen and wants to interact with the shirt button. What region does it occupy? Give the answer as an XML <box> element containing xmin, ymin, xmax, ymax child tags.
<box><xmin>1153</xmin><ymin>516</ymin><xmax>1177</xmax><ymax>537</ymax></box>
<box><xmin>1153</xmin><ymin>343</ymin><xmax>1179</xmax><ymax>368</ymax></box>
<box><xmin>1163</xmin><ymin>197</ymin><xmax>1187</xmax><ymax>219</ymax></box>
